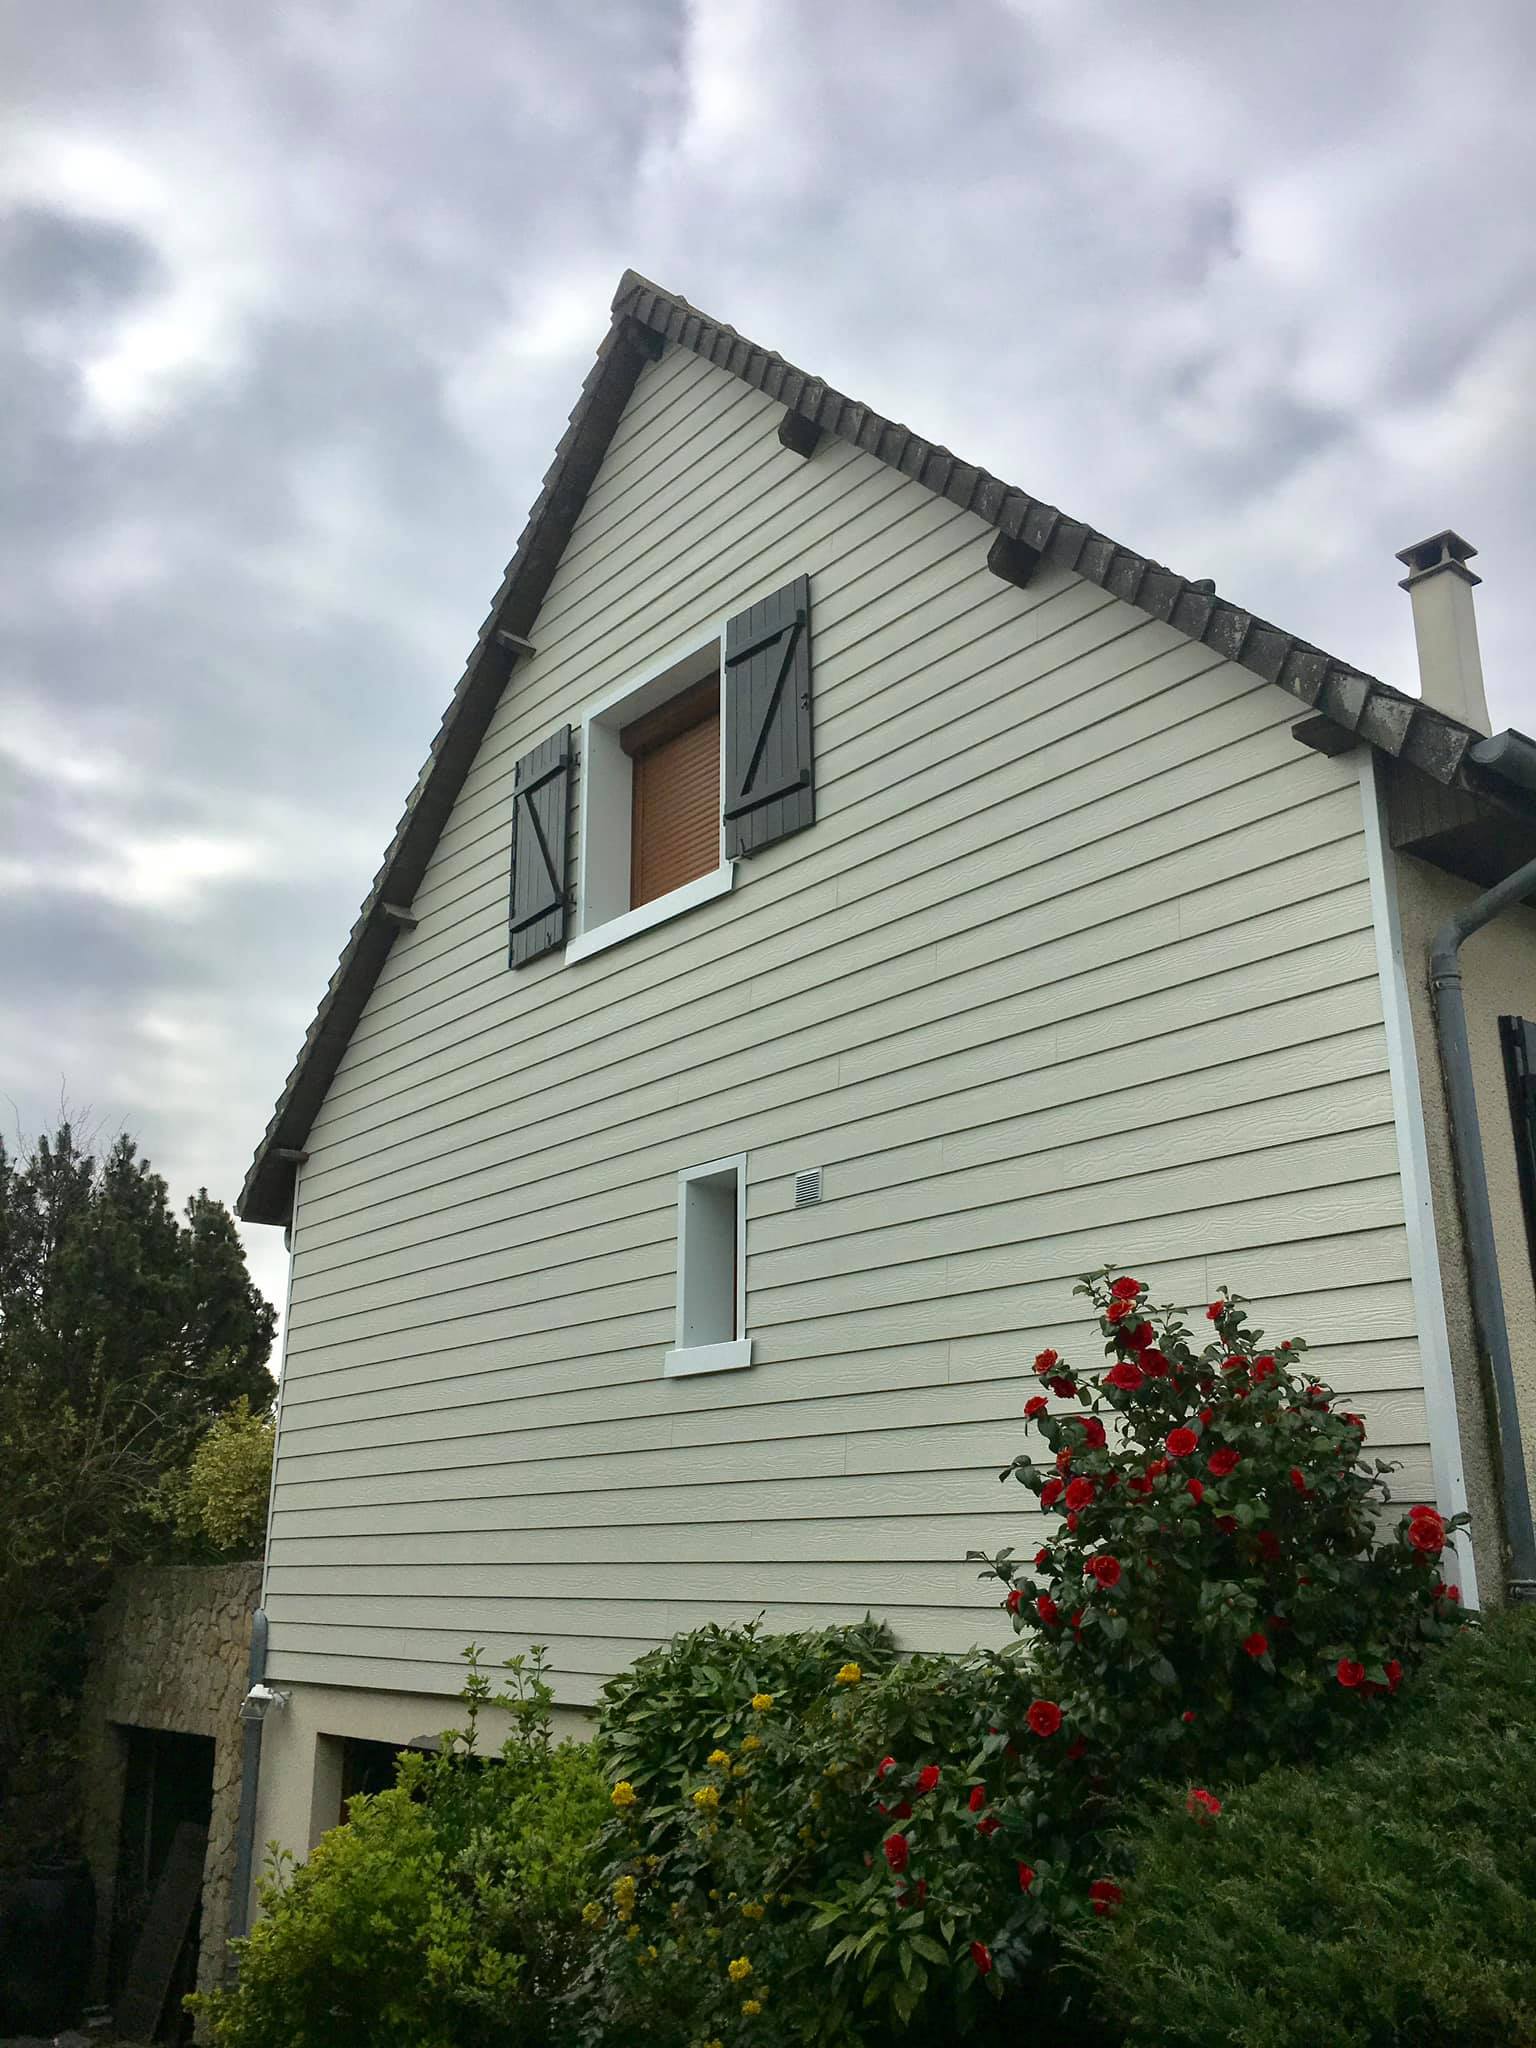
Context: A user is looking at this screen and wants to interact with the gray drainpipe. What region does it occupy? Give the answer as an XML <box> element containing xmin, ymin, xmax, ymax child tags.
<box><xmin>1430</xmin><ymin>859</ymin><xmax>1536</xmax><ymax>1602</ymax></box>
<box><xmin>226</xmin><ymin>1607</ymin><xmax>269</xmax><ymax>1965</ymax></box>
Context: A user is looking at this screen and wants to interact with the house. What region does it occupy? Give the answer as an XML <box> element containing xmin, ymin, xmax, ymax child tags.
<box><xmin>235</xmin><ymin>271</ymin><xmax>1536</xmax><ymax>1894</ymax></box>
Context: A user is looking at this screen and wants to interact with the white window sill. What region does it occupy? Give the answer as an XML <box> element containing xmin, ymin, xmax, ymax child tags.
<box><xmin>664</xmin><ymin>1338</ymin><xmax>754</xmax><ymax>1379</ymax></box>
<box><xmin>565</xmin><ymin>863</ymin><xmax>733</xmax><ymax>965</ymax></box>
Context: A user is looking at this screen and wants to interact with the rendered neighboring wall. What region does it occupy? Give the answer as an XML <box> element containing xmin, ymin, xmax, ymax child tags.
<box><xmin>1392</xmin><ymin>847</ymin><xmax>1536</xmax><ymax>1601</ymax></box>
<box><xmin>80</xmin><ymin>1563</ymin><xmax>261</xmax><ymax>2013</ymax></box>
<box><xmin>260</xmin><ymin>339</ymin><xmax>1446</xmax><ymax>1713</ymax></box>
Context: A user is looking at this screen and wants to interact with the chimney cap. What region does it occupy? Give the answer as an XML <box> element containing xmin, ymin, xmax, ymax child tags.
<box><xmin>1396</xmin><ymin>529</ymin><xmax>1480</xmax><ymax>585</ymax></box>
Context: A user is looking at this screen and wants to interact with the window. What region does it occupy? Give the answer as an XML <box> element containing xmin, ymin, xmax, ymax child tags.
<box><xmin>625</xmin><ymin>676</ymin><xmax>721</xmax><ymax>910</ymax></box>
<box><xmin>1499</xmin><ymin>1016</ymin><xmax>1536</xmax><ymax>1295</ymax></box>
<box><xmin>514</xmin><ymin>577</ymin><xmax>815</xmax><ymax>970</ymax></box>
<box><xmin>665</xmin><ymin>1154</ymin><xmax>751</xmax><ymax>1378</ymax></box>
<box><xmin>568</xmin><ymin>634</ymin><xmax>732</xmax><ymax>963</ymax></box>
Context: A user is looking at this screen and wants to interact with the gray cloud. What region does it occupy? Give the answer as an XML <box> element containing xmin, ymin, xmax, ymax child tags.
<box><xmin>3</xmin><ymin>0</ymin><xmax>1534</xmax><ymax>1324</ymax></box>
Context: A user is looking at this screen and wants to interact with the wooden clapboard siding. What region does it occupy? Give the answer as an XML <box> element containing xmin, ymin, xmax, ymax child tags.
<box><xmin>264</xmin><ymin>343</ymin><xmax>1428</xmax><ymax>1707</ymax></box>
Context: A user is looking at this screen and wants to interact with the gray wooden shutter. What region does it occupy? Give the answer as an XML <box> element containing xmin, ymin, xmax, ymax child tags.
<box><xmin>722</xmin><ymin>575</ymin><xmax>813</xmax><ymax>859</ymax></box>
<box><xmin>508</xmin><ymin>725</ymin><xmax>573</xmax><ymax>966</ymax></box>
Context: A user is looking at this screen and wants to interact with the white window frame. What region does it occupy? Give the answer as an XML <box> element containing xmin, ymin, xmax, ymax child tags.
<box><xmin>566</xmin><ymin>623</ymin><xmax>733</xmax><ymax>966</ymax></box>
<box><xmin>664</xmin><ymin>1153</ymin><xmax>752</xmax><ymax>1379</ymax></box>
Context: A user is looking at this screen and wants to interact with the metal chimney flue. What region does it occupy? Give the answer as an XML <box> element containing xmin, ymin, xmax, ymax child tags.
<box><xmin>1396</xmin><ymin>529</ymin><xmax>1491</xmax><ymax>735</ymax></box>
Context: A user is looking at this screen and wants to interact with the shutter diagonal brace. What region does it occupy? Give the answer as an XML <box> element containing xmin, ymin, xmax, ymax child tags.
<box><xmin>723</xmin><ymin>611</ymin><xmax>808</xmax><ymax>821</ymax></box>
<box><xmin>510</xmin><ymin>749</ymin><xmax>569</xmax><ymax>936</ymax></box>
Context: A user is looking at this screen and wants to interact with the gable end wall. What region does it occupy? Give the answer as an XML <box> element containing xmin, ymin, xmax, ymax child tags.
<box><xmin>260</xmin><ymin>344</ymin><xmax>1435</xmax><ymax>1706</ymax></box>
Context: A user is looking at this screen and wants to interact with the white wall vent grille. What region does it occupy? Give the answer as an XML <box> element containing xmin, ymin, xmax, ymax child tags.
<box><xmin>794</xmin><ymin>1168</ymin><xmax>823</xmax><ymax>1209</ymax></box>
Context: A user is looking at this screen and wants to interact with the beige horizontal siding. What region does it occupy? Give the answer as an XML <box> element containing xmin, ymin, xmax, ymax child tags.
<box><xmin>265</xmin><ymin>343</ymin><xmax>1428</xmax><ymax>1707</ymax></box>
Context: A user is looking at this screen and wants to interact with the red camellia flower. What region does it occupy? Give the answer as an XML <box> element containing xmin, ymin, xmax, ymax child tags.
<box><xmin>896</xmin><ymin>1879</ymin><xmax>928</xmax><ymax>1909</ymax></box>
<box><xmin>1040</xmin><ymin>1477</ymin><xmax>1064</xmax><ymax>1510</ymax></box>
<box><xmin>1289</xmin><ymin>1466</ymin><xmax>1309</xmax><ymax>1494</ymax></box>
<box><xmin>1066</xmin><ymin>1510</ymin><xmax>1080</xmax><ymax>1533</ymax></box>
<box><xmin>1208</xmin><ymin>1447</ymin><xmax>1240</xmax><ymax>1478</ymax></box>
<box><xmin>1081</xmin><ymin>1416</ymin><xmax>1107</xmax><ymax>1448</ymax></box>
<box><xmin>1089</xmin><ymin>1879</ymin><xmax>1125</xmax><ymax>1917</ymax></box>
<box><xmin>891</xmin><ymin>1799</ymin><xmax>913</xmax><ymax>1819</ymax></box>
<box><xmin>883</xmin><ymin>1833</ymin><xmax>910</xmax><ymax>1872</ymax></box>
<box><xmin>1205</xmin><ymin>1301</ymin><xmax>1225</xmax><ymax>1321</ymax></box>
<box><xmin>1110</xmin><ymin>1276</ymin><xmax>1142</xmax><ymax>1300</ymax></box>
<box><xmin>1017</xmin><ymin>1862</ymin><xmax>1037</xmax><ymax>1891</ymax></box>
<box><xmin>1127</xmin><ymin>1320</ymin><xmax>1155</xmax><ymax>1351</ymax></box>
<box><xmin>971</xmin><ymin>1941</ymin><xmax>993</xmax><ymax>1976</ymax></box>
<box><xmin>1336</xmin><ymin>1659</ymin><xmax>1366</xmax><ymax>1689</ymax></box>
<box><xmin>1027</xmin><ymin>1699</ymin><xmax>1063</xmax><ymax>1738</ymax></box>
<box><xmin>916</xmin><ymin>1764</ymin><xmax>941</xmax><ymax>1796</ymax></box>
<box><xmin>1408</xmin><ymin>1517</ymin><xmax>1445</xmax><ymax>1555</ymax></box>
<box><xmin>1106</xmin><ymin>1359</ymin><xmax>1145</xmax><ymax>1392</ymax></box>
<box><xmin>1242</xmin><ymin>1631</ymin><xmax>1269</xmax><ymax>1658</ymax></box>
<box><xmin>1186</xmin><ymin>1787</ymin><xmax>1222</xmax><ymax>1822</ymax></box>
<box><xmin>1128</xmin><ymin>1473</ymin><xmax>1153</xmax><ymax>1498</ymax></box>
<box><xmin>1215</xmin><ymin>1514</ymin><xmax>1238</xmax><ymax>1534</ymax></box>
<box><xmin>1166</xmin><ymin>1426</ymin><xmax>1199</xmax><ymax>1458</ymax></box>
<box><xmin>1049</xmin><ymin>1376</ymin><xmax>1078</xmax><ymax>1399</ymax></box>
<box><xmin>1186</xmin><ymin>1478</ymin><xmax>1205</xmax><ymax>1505</ymax></box>
<box><xmin>978</xmin><ymin>1815</ymin><xmax>1000</xmax><ymax>1837</ymax></box>
<box><xmin>1033</xmin><ymin>1348</ymin><xmax>1059</xmax><ymax>1375</ymax></box>
<box><xmin>968</xmin><ymin>1784</ymin><xmax>987</xmax><ymax>1813</ymax></box>
<box><xmin>1251</xmin><ymin>1355</ymin><xmax>1278</xmax><ymax>1383</ymax></box>
<box><xmin>1036</xmin><ymin>1594</ymin><xmax>1060</xmax><ymax>1626</ymax></box>
<box><xmin>1056</xmin><ymin>1448</ymin><xmax>1074</xmax><ymax>1472</ymax></box>
<box><xmin>1005</xmin><ymin>1588</ymin><xmax>1023</xmax><ymax>1614</ymax></box>
<box><xmin>1146</xmin><ymin>1457</ymin><xmax>1170</xmax><ymax>1477</ymax></box>
<box><xmin>876</xmin><ymin>1755</ymin><xmax>896</xmax><ymax>1779</ymax></box>
<box><xmin>1086</xmin><ymin>1554</ymin><xmax>1122</xmax><ymax>1589</ymax></box>
<box><xmin>1385</xmin><ymin>1659</ymin><xmax>1404</xmax><ymax>1693</ymax></box>
<box><xmin>1181</xmin><ymin>1709</ymin><xmax>1196</xmax><ymax>1724</ymax></box>
<box><xmin>1034</xmin><ymin>1546</ymin><xmax>1051</xmax><ymax>1568</ymax></box>
<box><xmin>1199</xmin><ymin>1405</ymin><xmax>1215</xmax><ymax>1423</ymax></box>
<box><xmin>1105</xmin><ymin>1298</ymin><xmax>1132</xmax><ymax>1323</ymax></box>
<box><xmin>1221</xmin><ymin>1354</ymin><xmax>1246</xmax><ymax>1374</ymax></box>
<box><xmin>1064</xmin><ymin>1477</ymin><xmax>1097</xmax><ymax>1511</ymax></box>
<box><xmin>1024</xmin><ymin>1395</ymin><xmax>1049</xmax><ymax>1418</ymax></box>
<box><xmin>1140</xmin><ymin>1346</ymin><xmax>1170</xmax><ymax>1376</ymax></box>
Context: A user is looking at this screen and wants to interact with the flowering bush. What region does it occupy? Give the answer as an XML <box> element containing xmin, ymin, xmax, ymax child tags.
<box><xmin>971</xmin><ymin>1269</ymin><xmax>1470</xmax><ymax>1786</ymax></box>
<box><xmin>575</xmin><ymin>1272</ymin><xmax>1472</xmax><ymax>2044</ymax></box>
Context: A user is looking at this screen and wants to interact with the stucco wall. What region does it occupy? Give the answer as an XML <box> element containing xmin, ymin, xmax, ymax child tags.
<box><xmin>1393</xmin><ymin>849</ymin><xmax>1536</xmax><ymax>1602</ymax></box>
<box><xmin>80</xmin><ymin>1562</ymin><xmax>261</xmax><ymax>2016</ymax></box>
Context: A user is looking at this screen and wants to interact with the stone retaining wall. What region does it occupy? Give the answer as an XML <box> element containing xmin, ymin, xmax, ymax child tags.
<box><xmin>79</xmin><ymin>1563</ymin><xmax>261</xmax><ymax>2023</ymax></box>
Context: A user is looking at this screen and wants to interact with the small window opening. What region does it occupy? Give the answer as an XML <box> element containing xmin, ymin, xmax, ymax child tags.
<box><xmin>666</xmin><ymin>1154</ymin><xmax>752</xmax><ymax>1378</ymax></box>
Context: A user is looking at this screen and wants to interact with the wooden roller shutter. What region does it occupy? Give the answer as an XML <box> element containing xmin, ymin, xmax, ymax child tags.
<box><xmin>723</xmin><ymin>575</ymin><xmax>813</xmax><ymax>859</ymax></box>
<box><xmin>508</xmin><ymin>725</ymin><xmax>573</xmax><ymax>966</ymax></box>
<box><xmin>623</xmin><ymin>677</ymin><xmax>721</xmax><ymax>910</ymax></box>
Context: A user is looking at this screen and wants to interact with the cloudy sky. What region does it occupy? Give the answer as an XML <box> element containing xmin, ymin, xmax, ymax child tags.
<box><xmin>3</xmin><ymin>0</ymin><xmax>1534</xmax><ymax>1332</ymax></box>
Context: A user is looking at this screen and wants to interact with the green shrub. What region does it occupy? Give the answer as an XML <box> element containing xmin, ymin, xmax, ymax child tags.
<box><xmin>158</xmin><ymin>1395</ymin><xmax>274</xmax><ymax>1554</ymax></box>
<box><xmin>197</xmin><ymin>1648</ymin><xmax>609</xmax><ymax>2048</ymax></box>
<box><xmin>1086</xmin><ymin>1609</ymin><xmax>1536</xmax><ymax>2047</ymax></box>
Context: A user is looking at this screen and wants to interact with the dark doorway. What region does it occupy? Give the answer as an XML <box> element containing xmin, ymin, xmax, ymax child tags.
<box><xmin>110</xmin><ymin>1728</ymin><xmax>215</xmax><ymax>2039</ymax></box>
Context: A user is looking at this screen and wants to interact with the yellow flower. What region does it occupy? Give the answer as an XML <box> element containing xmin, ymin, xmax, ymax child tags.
<box><xmin>708</xmin><ymin>1888</ymin><xmax>720</xmax><ymax>1901</ymax></box>
<box><xmin>707</xmin><ymin>1747</ymin><xmax>731</xmax><ymax>1768</ymax></box>
<box><xmin>692</xmin><ymin>1784</ymin><xmax>720</xmax><ymax>1810</ymax></box>
<box><xmin>705</xmin><ymin>1926</ymin><xmax>722</xmax><ymax>1942</ymax></box>
<box><xmin>613</xmin><ymin>1875</ymin><xmax>637</xmax><ymax>1908</ymax></box>
<box><xmin>751</xmin><ymin>1692</ymin><xmax>774</xmax><ymax>1712</ymax></box>
<box><xmin>741</xmin><ymin>1733</ymin><xmax>762</xmax><ymax>1752</ymax></box>
<box><xmin>625</xmin><ymin>1924</ymin><xmax>640</xmax><ymax>1942</ymax></box>
<box><xmin>645</xmin><ymin>1854</ymin><xmax>660</xmax><ymax>1870</ymax></box>
<box><xmin>640</xmin><ymin>1945</ymin><xmax>658</xmax><ymax>1966</ymax></box>
<box><xmin>705</xmin><ymin>2040</ymin><xmax>725</xmax><ymax>2048</ymax></box>
<box><xmin>728</xmin><ymin>1955</ymin><xmax>754</xmax><ymax>1983</ymax></box>
<box><xmin>581</xmin><ymin>1901</ymin><xmax>604</xmax><ymax>1927</ymax></box>
<box><xmin>741</xmin><ymin>1901</ymin><xmax>765</xmax><ymax>1920</ymax></box>
<box><xmin>834</xmin><ymin>1661</ymin><xmax>862</xmax><ymax>1685</ymax></box>
<box><xmin>742</xmin><ymin>1998</ymin><xmax>763</xmax><ymax>2016</ymax></box>
<box><xmin>611</xmin><ymin>1781</ymin><xmax>638</xmax><ymax>1809</ymax></box>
